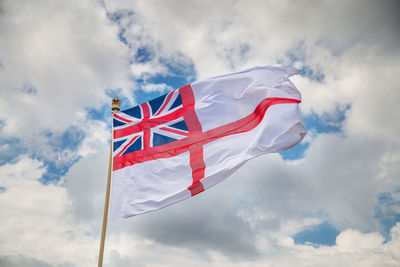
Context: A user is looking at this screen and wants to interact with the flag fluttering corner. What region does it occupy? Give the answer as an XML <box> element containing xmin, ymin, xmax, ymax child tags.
<box><xmin>109</xmin><ymin>66</ymin><xmax>306</xmax><ymax>219</ymax></box>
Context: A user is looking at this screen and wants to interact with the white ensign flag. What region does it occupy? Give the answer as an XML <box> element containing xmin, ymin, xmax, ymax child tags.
<box><xmin>110</xmin><ymin>66</ymin><xmax>306</xmax><ymax>219</ymax></box>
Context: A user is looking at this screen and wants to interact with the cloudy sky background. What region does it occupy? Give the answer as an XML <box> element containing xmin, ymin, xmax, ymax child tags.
<box><xmin>1</xmin><ymin>0</ymin><xmax>400</xmax><ymax>266</ymax></box>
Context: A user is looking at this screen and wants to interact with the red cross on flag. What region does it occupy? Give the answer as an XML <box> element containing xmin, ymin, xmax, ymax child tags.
<box><xmin>110</xmin><ymin>66</ymin><xmax>306</xmax><ymax>219</ymax></box>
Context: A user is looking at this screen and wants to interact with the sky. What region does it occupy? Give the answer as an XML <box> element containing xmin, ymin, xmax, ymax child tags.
<box><xmin>0</xmin><ymin>0</ymin><xmax>400</xmax><ymax>266</ymax></box>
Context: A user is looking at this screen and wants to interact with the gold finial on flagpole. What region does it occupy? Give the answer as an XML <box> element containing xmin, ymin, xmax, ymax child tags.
<box><xmin>111</xmin><ymin>97</ymin><xmax>121</xmax><ymax>113</ymax></box>
<box><xmin>98</xmin><ymin>97</ymin><xmax>120</xmax><ymax>267</ymax></box>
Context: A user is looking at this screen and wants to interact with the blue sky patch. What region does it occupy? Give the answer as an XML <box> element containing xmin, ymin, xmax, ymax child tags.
<box><xmin>280</xmin><ymin>142</ymin><xmax>309</xmax><ymax>160</ymax></box>
<box><xmin>45</xmin><ymin>127</ymin><xmax>85</xmax><ymax>151</ymax></box>
<box><xmin>293</xmin><ymin>222</ymin><xmax>340</xmax><ymax>246</ymax></box>
<box><xmin>131</xmin><ymin>55</ymin><xmax>196</xmax><ymax>105</ymax></box>
<box><xmin>374</xmin><ymin>189</ymin><xmax>400</xmax><ymax>240</ymax></box>
<box><xmin>105</xmin><ymin>88</ymin><xmax>122</xmax><ymax>99</ymax></box>
<box><xmin>38</xmin><ymin>127</ymin><xmax>85</xmax><ymax>184</ymax></box>
<box><xmin>118</xmin><ymin>28</ymin><xmax>128</xmax><ymax>45</ymax></box>
<box><xmin>107</xmin><ymin>10</ymin><xmax>134</xmax><ymax>24</ymax></box>
<box><xmin>86</xmin><ymin>104</ymin><xmax>109</xmax><ymax>121</ymax></box>
<box><xmin>132</xmin><ymin>90</ymin><xmax>165</xmax><ymax>108</ymax></box>
<box><xmin>145</xmin><ymin>56</ymin><xmax>196</xmax><ymax>89</ymax></box>
<box><xmin>300</xmin><ymin>65</ymin><xmax>325</xmax><ymax>82</ymax></box>
<box><xmin>303</xmin><ymin>105</ymin><xmax>349</xmax><ymax>134</ymax></box>
<box><xmin>0</xmin><ymin>137</ymin><xmax>22</xmax><ymax>166</ymax></box>
<box><xmin>284</xmin><ymin>41</ymin><xmax>307</xmax><ymax>62</ymax></box>
<box><xmin>146</xmin><ymin>75</ymin><xmax>188</xmax><ymax>90</ymax></box>
<box><xmin>21</xmin><ymin>81</ymin><xmax>38</xmax><ymax>95</ymax></box>
<box><xmin>136</xmin><ymin>46</ymin><xmax>154</xmax><ymax>63</ymax></box>
<box><xmin>280</xmin><ymin>105</ymin><xmax>349</xmax><ymax>160</ymax></box>
<box><xmin>279</xmin><ymin>42</ymin><xmax>325</xmax><ymax>83</ymax></box>
<box><xmin>39</xmin><ymin>157</ymin><xmax>80</xmax><ymax>184</ymax></box>
<box><xmin>107</xmin><ymin>10</ymin><xmax>134</xmax><ymax>48</ymax></box>
<box><xmin>0</xmin><ymin>126</ymin><xmax>86</xmax><ymax>184</ymax></box>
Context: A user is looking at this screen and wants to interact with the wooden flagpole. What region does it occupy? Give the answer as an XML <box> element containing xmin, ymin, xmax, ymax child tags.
<box><xmin>98</xmin><ymin>97</ymin><xmax>120</xmax><ymax>267</ymax></box>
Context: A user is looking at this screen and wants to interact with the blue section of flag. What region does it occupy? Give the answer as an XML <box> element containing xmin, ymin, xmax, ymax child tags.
<box><xmin>113</xmin><ymin>139</ymin><xmax>126</xmax><ymax>152</ymax></box>
<box><xmin>153</xmin><ymin>133</ymin><xmax>177</xmax><ymax>147</ymax></box>
<box><xmin>123</xmin><ymin>106</ymin><xmax>142</xmax><ymax>118</ymax></box>
<box><xmin>149</xmin><ymin>93</ymin><xmax>167</xmax><ymax>115</ymax></box>
<box><xmin>113</xmin><ymin>118</ymin><xmax>125</xmax><ymax>128</ymax></box>
<box><xmin>169</xmin><ymin>120</ymin><xmax>188</xmax><ymax>131</ymax></box>
<box><xmin>121</xmin><ymin>137</ymin><xmax>142</xmax><ymax>155</ymax></box>
<box><xmin>169</xmin><ymin>93</ymin><xmax>182</xmax><ymax>110</ymax></box>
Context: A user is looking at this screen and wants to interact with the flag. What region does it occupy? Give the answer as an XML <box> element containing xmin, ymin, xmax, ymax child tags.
<box><xmin>110</xmin><ymin>66</ymin><xmax>306</xmax><ymax>219</ymax></box>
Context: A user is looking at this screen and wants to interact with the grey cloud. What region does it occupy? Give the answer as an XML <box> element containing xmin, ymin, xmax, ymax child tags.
<box><xmin>0</xmin><ymin>254</ymin><xmax>52</xmax><ymax>267</ymax></box>
<box><xmin>240</xmin><ymin>134</ymin><xmax>398</xmax><ymax>232</ymax></box>
<box><xmin>64</xmin><ymin>144</ymin><xmax>109</xmax><ymax>225</ymax></box>
<box><xmin>131</xmin><ymin>198</ymin><xmax>259</xmax><ymax>260</ymax></box>
<box><xmin>107</xmin><ymin>250</ymin><xmax>147</xmax><ymax>267</ymax></box>
<box><xmin>0</xmin><ymin>254</ymin><xmax>75</xmax><ymax>267</ymax></box>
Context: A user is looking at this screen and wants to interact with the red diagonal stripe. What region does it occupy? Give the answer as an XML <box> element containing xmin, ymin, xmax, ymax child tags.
<box><xmin>114</xmin><ymin>113</ymin><xmax>133</xmax><ymax>123</ymax></box>
<box><xmin>116</xmin><ymin>135</ymin><xmax>140</xmax><ymax>157</ymax></box>
<box><xmin>159</xmin><ymin>127</ymin><xmax>189</xmax><ymax>137</ymax></box>
<box><xmin>154</xmin><ymin>90</ymin><xmax>174</xmax><ymax>116</ymax></box>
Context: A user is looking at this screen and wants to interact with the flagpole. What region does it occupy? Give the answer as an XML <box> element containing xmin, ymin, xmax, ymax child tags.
<box><xmin>98</xmin><ymin>97</ymin><xmax>120</xmax><ymax>267</ymax></box>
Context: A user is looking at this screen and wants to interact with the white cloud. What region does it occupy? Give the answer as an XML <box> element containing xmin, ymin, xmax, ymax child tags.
<box><xmin>0</xmin><ymin>0</ymin><xmax>132</xmax><ymax>138</ymax></box>
<box><xmin>140</xmin><ymin>83</ymin><xmax>173</xmax><ymax>93</ymax></box>
<box><xmin>130</xmin><ymin>62</ymin><xmax>169</xmax><ymax>80</ymax></box>
<box><xmin>0</xmin><ymin>156</ymin><xmax>45</xmax><ymax>187</ymax></box>
<box><xmin>336</xmin><ymin>229</ymin><xmax>384</xmax><ymax>252</ymax></box>
<box><xmin>0</xmin><ymin>157</ymin><xmax>93</xmax><ymax>266</ymax></box>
